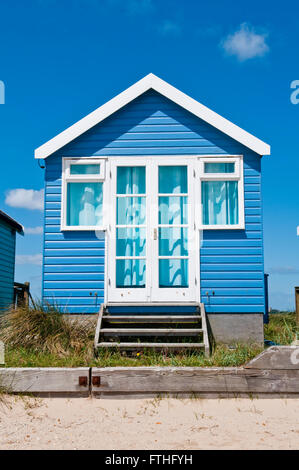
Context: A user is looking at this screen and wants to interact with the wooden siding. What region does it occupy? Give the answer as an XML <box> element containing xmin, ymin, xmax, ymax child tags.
<box><xmin>43</xmin><ymin>90</ymin><xmax>265</xmax><ymax>314</ymax></box>
<box><xmin>0</xmin><ymin>220</ymin><xmax>16</xmax><ymax>312</ymax></box>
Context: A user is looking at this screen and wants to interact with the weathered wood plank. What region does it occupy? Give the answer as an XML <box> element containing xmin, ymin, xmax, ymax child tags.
<box><xmin>91</xmin><ymin>367</ymin><xmax>299</xmax><ymax>394</ymax></box>
<box><xmin>102</xmin><ymin>315</ymin><xmax>201</xmax><ymax>322</ymax></box>
<box><xmin>0</xmin><ymin>341</ymin><xmax>4</xmax><ymax>365</ymax></box>
<box><xmin>96</xmin><ymin>342</ymin><xmax>205</xmax><ymax>348</ymax></box>
<box><xmin>245</xmin><ymin>346</ymin><xmax>299</xmax><ymax>370</ymax></box>
<box><xmin>94</xmin><ymin>304</ymin><xmax>104</xmax><ymax>349</ymax></box>
<box><xmin>0</xmin><ymin>368</ymin><xmax>90</xmax><ymax>393</ymax></box>
<box><xmin>200</xmin><ymin>303</ymin><xmax>210</xmax><ymax>356</ymax></box>
<box><xmin>100</xmin><ymin>328</ymin><xmax>203</xmax><ymax>336</ymax></box>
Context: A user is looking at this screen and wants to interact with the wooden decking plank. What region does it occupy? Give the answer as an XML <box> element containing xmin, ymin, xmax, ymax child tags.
<box><xmin>101</xmin><ymin>328</ymin><xmax>203</xmax><ymax>336</ymax></box>
<box><xmin>103</xmin><ymin>315</ymin><xmax>201</xmax><ymax>321</ymax></box>
<box><xmin>96</xmin><ymin>342</ymin><xmax>205</xmax><ymax>348</ymax></box>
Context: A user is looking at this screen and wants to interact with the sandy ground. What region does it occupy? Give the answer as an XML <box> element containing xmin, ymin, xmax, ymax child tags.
<box><xmin>0</xmin><ymin>395</ymin><xmax>298</xmax><ymax>450</ymax></box>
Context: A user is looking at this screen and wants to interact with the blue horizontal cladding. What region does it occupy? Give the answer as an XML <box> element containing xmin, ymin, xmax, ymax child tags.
<box><xmin>205</xmin><ymin>305</ymin><xmax>264</xmax><ymax>313</ymax></box>
<box><xmin>42</xmin><ymin>220</ymin><xmax>105</xmax><ymax>313</ymax></box>
<box><xmin>107</xmin><ymin>305</ymin><xmax>198</xmax><ymax>314</ymax></box>
<box><xmin>43</xmin><ymin>89</ymin><xmax>265</xmax><ymax>314</ymax></box>
<box><xmin>201</xmin><ymin>280</ymin><xmax>264</xmax><ymax>288</ymax></box>
<box><xmin>0</xmin><ymin>220</ymin><xmax>16</xmax><ymax>312</ymax></box>
<box><xmin>43</xmin><ymin>297</ymin><xmax>104</xmax><ymax>306</ymax></box>
<box><xmin>44</xmin><ymin>265</ymin><xmax>104</xmax><ymax>274</ymax></box>
<box><xmin>201</xmin><ymin>151</ymin><xmax>264</xmax><ymax>313</ymax></box>
<box><xmin>202</xmin><ymin>272</ymin><xmax>264</xmax><ymax>280</ymax></box>
<box><xmin>44</xmin><ymin>289</ymin><xmax>103</xmax><ymax>297</ymax></box>
<box><xmin>44</xmin><ymin>281</ymin><xmax>104</xmax><ymax>289</ymax></box>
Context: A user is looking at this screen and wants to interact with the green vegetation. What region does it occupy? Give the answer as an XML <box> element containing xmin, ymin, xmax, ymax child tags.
<box><xmin>264</xmin><ymin>313</ymin><xmax>298</xmax><ymax>345</ymax></box>
<box><xmin>4</xmin><ymin>343</ymin><xmax>262</xmax><ymax>368</ymax></box>
<box><xmin>0</xmin><ymin>306</ymin><xmax>297</xmax><ymax>368</ymax></box>
<box><xmin>0</xmin><ymin>302</ymin><xmax>94</xmax><ymax>357</ymax></box>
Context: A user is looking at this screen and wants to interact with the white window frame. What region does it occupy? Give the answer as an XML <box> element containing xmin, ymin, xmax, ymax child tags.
<box><xmin>198</xmin><ymin>155</ymin><xmax>245</xmax><ymax>230</ymax></box>
<box><xmin>61</xmin><ymin>157</ymin><xmax>107</xmax><ymax>231</ymax></box>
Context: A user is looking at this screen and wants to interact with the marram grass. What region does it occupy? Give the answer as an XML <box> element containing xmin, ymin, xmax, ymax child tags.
<box><xmin>0</xmin><ymin>302</ymin><xmax>94</xmax><ymax>357</ymax></box>
<box><xmin>0</xmin><ymin>307</ymin><xmax>297</xmax><ymax>368</ymax></box>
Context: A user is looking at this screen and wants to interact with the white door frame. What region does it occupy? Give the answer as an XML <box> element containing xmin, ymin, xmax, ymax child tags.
<box><xmin>107</xmin><ymin>156</ymin><xmax>201</xmax><ymax>304</ymax></box>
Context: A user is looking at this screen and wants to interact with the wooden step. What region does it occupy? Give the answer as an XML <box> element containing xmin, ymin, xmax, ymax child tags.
<box><xmin>94</xmin><ymin>303</ymin><xmax>210</xmax><ymax>356</ymax></box>
<box><xmin>105</xmin><ymin>302</ymin><xmax>199</xmax><ymax>306</ymax></box>
<box><xmin>101</xmin><ymin>328</ymin><xmax>203</xmax><ymax>336</ymax></box>
<box><xmin>97</xmin><ymin>342</ymin><xmax>205</xmax><ymax>349</ymax></box>
<box><xmin>102</xmin><ymin>315</ymin><xmax>201</xmax><ymax>323</ymax></box>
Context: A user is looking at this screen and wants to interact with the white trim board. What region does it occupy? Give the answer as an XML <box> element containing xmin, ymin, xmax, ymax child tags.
<box><xmin>35</xmin><ymin>73</ymin><xmax>270</xmax><ymax>159</ymax></box>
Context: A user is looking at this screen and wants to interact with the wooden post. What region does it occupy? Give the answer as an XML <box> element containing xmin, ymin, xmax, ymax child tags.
<box><xmin>24</xmin><ymin>282</ymin><xmax>30</xmax><ymax>306</ymax></box>
<box><xmin>295</xmin><ymin>287</ymin><xmax>299</xmax><ymax>326</ymax></box>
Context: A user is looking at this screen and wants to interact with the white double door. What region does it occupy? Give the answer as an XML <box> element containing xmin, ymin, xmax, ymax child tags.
<box><xmin>107</xmin><ymin>157</ymin><xmax>199</xmax><ymax>303</ymax></box>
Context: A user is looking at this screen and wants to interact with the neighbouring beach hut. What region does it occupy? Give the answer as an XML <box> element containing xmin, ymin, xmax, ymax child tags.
<box><xmin>0</xmin><ymin>210</ymin><xmax>23</xmax><ymax>312</ymax></box>
<box><xmin>35</xmin><ymin>74</ymin><xmax>270</xmax><ymax>347</ymax></box>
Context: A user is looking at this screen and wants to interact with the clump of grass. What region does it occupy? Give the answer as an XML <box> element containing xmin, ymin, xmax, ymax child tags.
<box><xmin>0</xmin><ymin>302</ymin><xmax>94</xmax><ymax>357</ymax></box>
<box><xmin>264</xmin><ymin>313</ymin><xmax>298</xmax><ymax>345</ymax></box>
<box><xmin>2</xmin><ymin>308</ymin><xmax>297</xmax><ymax>368</ymax></box>
<box><xmin>93</xmin><ymin>343</ymin><xmax>263</xmax><ymax>368</ymax></box>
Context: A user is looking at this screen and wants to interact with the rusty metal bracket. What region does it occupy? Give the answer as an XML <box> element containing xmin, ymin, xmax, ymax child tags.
<box><xmin>79</xmin><ymin>376</ymin><xmax>88</xmax><ymax>387</ymax></box>
<box><xmin>92</xmin><ymin>376</ymin><xmax>101</xmax><ymax>387</ymax></box>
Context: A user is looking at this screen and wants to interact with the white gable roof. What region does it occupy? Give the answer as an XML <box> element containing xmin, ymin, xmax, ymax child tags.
<box><xmin>35</xmin><ymin>73</ymin><xmax>270</xmax><ymax>159</ymax></box>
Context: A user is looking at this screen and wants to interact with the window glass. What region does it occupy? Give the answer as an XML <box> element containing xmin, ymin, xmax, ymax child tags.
<box><xmin>159</xmin><ymin>166</ymin><xmax>187</xmax><ymax>194</ymax></box>
<box><xmin>117</xmin><ymin>167</ymin><xmax>145</xmax><ymax>194</ymax></box>
<box><xmin>70</xmin><ymin>164</ymin><xmax>100</xmax><ymax>175</ymax></box>
<box><xmin>67</xmin><ymin>182</ymin><xmax>103</xmax><ymax>226</ymax></box>
<box><xmin>159</xmin><ymin>259</ymin><xmax>188</xmax><ymax>288</ymax></box>
<box><xmin>202</xmin><ymin>181</ymin><xmax>238</xmax><ymax>225</ymax></box>
<box><xmin>116</xmin><ymin>259</ymin><xmax>146</xmax><ymax>288</ymax></box>
<box><xmin>204</xmin><ymin>162</ymin><xmax>235</xmax><ymax>173</ymax></box>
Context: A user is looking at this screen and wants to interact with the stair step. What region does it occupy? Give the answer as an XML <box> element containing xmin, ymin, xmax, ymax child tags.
<box><xmin>105</xmin><ymin>302</ymin><xmax>199</xmax><ymax>306</ymax></box>
<box><xmin>102</xmin><ymin>315</ymin><xmax>201</xmax><ymax>322</ymax></box>
<box><xmin>94</xmin><ymin>302</ymin><xmax>210</xmax><ymax>356</ymax></box>
<box><xmin>97</xmin><ymin>342</ymin><xmax>205</xmax><ymax>349</ymax></box>
<box><xmin>101</xmin><ymin>328</ymin><xmax>203</xmax><ymax>336</ymax></box>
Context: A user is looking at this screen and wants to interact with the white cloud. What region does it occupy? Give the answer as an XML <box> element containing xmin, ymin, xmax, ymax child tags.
<box><xmin>221</xmin><ymin>23</ymin><xmax>269</xmax><ymax>61</ymax></box>
<box><xmin>16</xmin><ymin>254</ymin><xmax>43</xmax><ymax>266</ymax></box>
<box><xmin>24</xmin><ymin>226</ymin><xmax>43</xmax><ymax>235</ymax></box>
<box><xmin>5</xmin><ymin>188</ymin><xmax>44</xmax><ymax>211</ymax></box>
<box><xmin>158</xmin><ymin>20</ymin><xmax>181</xmax><ymax>36</ymax></box>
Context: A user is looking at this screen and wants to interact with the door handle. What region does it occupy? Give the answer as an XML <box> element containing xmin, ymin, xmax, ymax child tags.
<box><xmin>153</xmin><ymin>228</ymin><xmax>158</xmax><ymax>240</ymax></box>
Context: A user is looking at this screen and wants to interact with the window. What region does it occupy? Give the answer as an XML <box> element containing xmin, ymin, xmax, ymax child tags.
<box><xmin>62</xmin><ymin>158</ymin><xmax>106</xmax><ymax>230</ymax></box>
<box><xmin>199</xmin><ymin>156</ymin><xmax>244</xmax><ymax>229</ymax></box>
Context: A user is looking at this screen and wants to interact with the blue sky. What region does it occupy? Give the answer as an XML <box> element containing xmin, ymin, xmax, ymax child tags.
<box><xmin>0</xmin><ymin>0</ymin><xmax>298</xmax><ymax>309</ymax></box>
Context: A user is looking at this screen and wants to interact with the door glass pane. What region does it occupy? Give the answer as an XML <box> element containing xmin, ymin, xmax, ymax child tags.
<box><xmin>70</xmin><ymin>164</ymin><xmax>100</xmax><ymax>175</ymax></box>
<box><xmin>202</xmin><ymin>181</ymin><xmax>238</xmax><ymax>225</ymax></box>
<box><xmin>117</xmin><ymin>167</ymin><xmax>145</xmax><ymax>194</ymax></box>
<box><xmin>115</xmin><ymin>166</ymin><xmax>146</xmax><ymax>289</ymax></box>
<box><xmin>159</xmin><ymin>228</ymin><xmax>188</xmax><ymax>256</ymax></box>
<box><xmin>204</xmin><ymin>162</ymin><xmax>235</xmax><ymax>174</ymax></box>
<box><xmin>159</xmin><ymin>259</ymin><xmax>188</xmax><ymax>288</ymax></box>
<box><xmin>117</xmin><ymin>197</ymin><xmax>146</xmax><ymax>225</ymax></box>
<box><xmin>67</xmin><ymin>182</ymin><xmax>103</xmax><ymax>226</ymax></box>
<box><xmin>116</xmin><ymin>259</ymin><xmax>146</xmax><ymax>288</ymax></box>
<box><xmin>159</xmin><ymin>166</ymin><xmax>187</xmax><ymax>194</ymax></box>
<box><xmin>159</xmin><ymin>196</ymin><xmax>187</xmax><ymax>225</ymax></box>
<box><xmin>116</xmin><ymin>228</ymin><xmax>146</xmax><ymax>257</ymax></box>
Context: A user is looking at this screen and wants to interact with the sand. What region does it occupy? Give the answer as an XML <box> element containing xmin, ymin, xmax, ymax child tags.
<box><xmin>0</xmin><ymin>395</ymin><xmax>298</xmax><ymax>450</ymax></box>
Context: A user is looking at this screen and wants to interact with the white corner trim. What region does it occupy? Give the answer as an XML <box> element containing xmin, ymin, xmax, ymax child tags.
<box><xmin>35</xmin><ymin>73</ymin><xmax>270</xmax><ymax>159</ymax></box>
